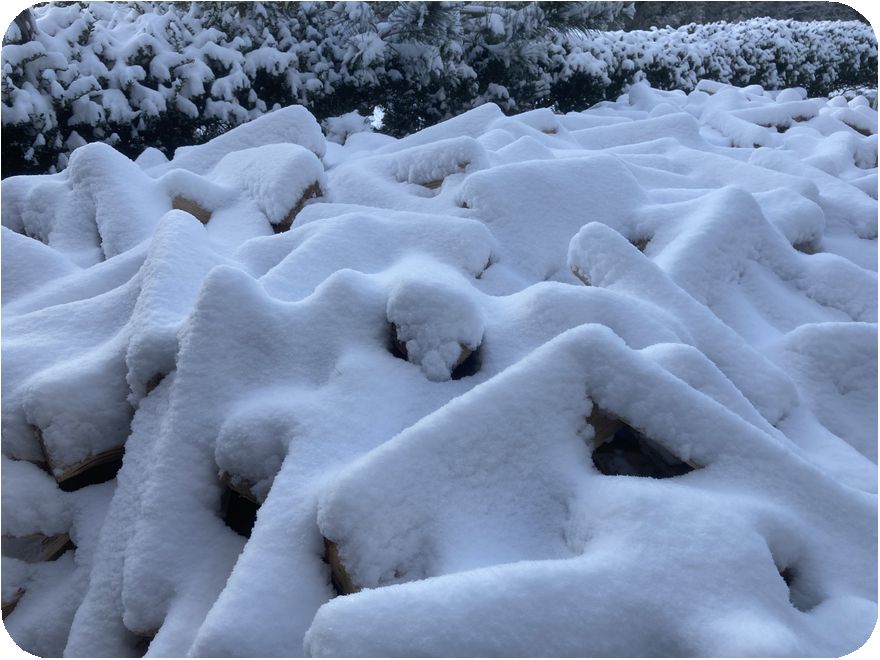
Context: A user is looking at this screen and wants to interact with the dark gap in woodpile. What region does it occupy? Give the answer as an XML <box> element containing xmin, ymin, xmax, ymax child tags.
<box><xmin>144</xmin><ymin>372</ymin><xmax>166</xmax><ymax>395</ymax></box>
<box><xmin>57</xmin><ymin>449</ymin><xmax>126</xmax><ymax>492</ymax></box>
<box><xmin>220</xmin><ymin>475</ymin><xmax>260</xmax><ymax>538</ymax></box>
<box><xmin>793</xmin><ymin>240</ymin><xmax>819</xmax><ymax>255</ymax></box>
<box><xmin>631</xmin><ymin>237</ymin><xmax>651</xmax><ymax>252</ymax></box>
<box><xmin>33</xmin><ymin>424</ymin><xmax>126</xmax><ymax>492</ymax></box>
<box><xmin>387</xmin><ymin>323</ymin><xmax>408</xmax><ymax>361</ymax></box>
<box><xmin>129</xmin><ymin>627</ymin><xmax>158</xmax><ymax>657</ymax></box>
<box><xmin>450</xmin><ymin>345</ymin><xmax>481</xmax><ymax>380</ymax></box>
<box><xmin>589</xmin><ymin>408</ymin><xmax>697</xmax><ymax>479</ymax></box>
<box><xmin>777</xmin><ymin>563</ymin><xmax>818</xmax><ymax>612</ymax></box>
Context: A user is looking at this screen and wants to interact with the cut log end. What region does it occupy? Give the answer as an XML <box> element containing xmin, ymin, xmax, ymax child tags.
<box><xmin>2</xmin><ymin>589</ymin><xmax>24</xmax><ymax>620</ymax></box>
<box><xmin>171</xmin><ymin>196</ymin><xmax>211</xmax><ymax>224</ymax></box>
<box><xmin>412</xmin><ymin>161</ymin><xmax>471</xmax><ymax>191</ymax></box>
<box><xmin>631</xmin><ymin>237</ymin><xmax>651</xmax><ymax>252</ymax></box>
<box><xmin>55</xmin><ymin>447</ymin><xmax>125</xmax><ymax>492</ymax></box>
<box><xmin>324</xmin><ymin>538</ymin><xmax>360</xmax><ymax>596</ymax></box>
<box><xmin>32</xmin><ymin>425</ymin><xmax>126</xmax><ymax>491</ymax></box>
<box><xmin>219</xmin><ymin>471</ymin><xmax>261</xmax><ymax>504</ymax></box>
<box><xmin>572</xmin><ymin>267</ymin><xmax>591</xmax><ymax>286</ymax></box>
<box><xmin>273</xmin><ymin>181</ymin><xmax>323</xmax><ymax>234</ymax></box>
<box><xmin>1</xmin><ymin>532</ymin><xmax>74</xmax><ymax>563</ymax></box>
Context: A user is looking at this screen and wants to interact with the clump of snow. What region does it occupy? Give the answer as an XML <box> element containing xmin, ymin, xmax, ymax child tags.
<box><xmin>386</xmin><ymin>271</ymin><xmax>484</xmax><ymax>381</ymax></box>
<box><xmin>1</xmin><ymin>456</ymin><xmax>72</xmax><ymax>538</ymax></box>
<box><xmin>212</xmin><ymin>143</ymin><xmax>325</xmax><ymax>229</ymax></box>
<box><xmin>322</xmin><ymin>111</ymin><xmax>374</xmax><ymax>145</ymax></box>
<box><xmin>2</xmin><ymin>81</ymin><xmax>876</xmax><ymax>657</ymax></box>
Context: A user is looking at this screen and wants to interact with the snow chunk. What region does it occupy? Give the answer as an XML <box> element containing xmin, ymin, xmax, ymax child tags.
<box><xmin>156</xmin><ymin>105</ymin><xmax>325</xmax><ymax>175</ymax></box>
<box><xmin>386</xmin><ymin>274</ymin><xmax>484</xmax><ymax>381</ymax></box>
<box><xmin>212</xmin><ymin>143</ymin><xmax>325</xmax><ymax>230</ymax></box>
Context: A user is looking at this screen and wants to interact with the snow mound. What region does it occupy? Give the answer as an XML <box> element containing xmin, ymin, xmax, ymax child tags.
<box><xmin>2</xmin><ymin>82</ymin><xmax>876</xmax><ymax>657</ymax></box>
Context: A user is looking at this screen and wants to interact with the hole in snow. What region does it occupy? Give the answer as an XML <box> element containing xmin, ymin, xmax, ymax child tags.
<box><xmin>387</xmin><ymin>323</ymin><xmax>408</xmax><ymax>361</ymax></box>
<box><xmin>631</xmin><ymin>237</ymin><xmax>651</xmax><ymax>252</ymax></box>
<box><xmin>776</xmin><ymin>563</ymin><xmax>820</xmax><ymax>612</ymax></box>
<box><xmin>128</xmin><ymin>626</ymin><xmax>159</xmax><ymax>657</ymax></box>
<box><xmin>388</xmin><ymin>324</ymin><xmax>481</xmax><ymax>380</ymax></box>
<box><xmin>323</xmin><ymin>537</ymin><xmax>360</xmax><ymax>596</ymax></box>
<box><xmin>589</xmin><ymin>408</ymin><xmax>697</xmax><ymax>479</ymax></box>
<box><xmin>451</xmin><ymin>345</ymin><xmax>481</xmax><ymax>380</ymax></box>
<box><xmin>33</xmin><ymin>424</ymin><xmax>126</xmax><ymax>492</ymax></box>
<box><xmin>56</xmin><ymin>449</ymin><xmax>125</xmax><ymax>493</ymax></box>
<box><xmin>144</xmin><ymin>372</ymin><xmax>166</xmax><ymax>396</ymax></box>
<box><xmin>132</xmin><ymin>632</ymin><xmax>154</xmax><ymax>657</ymax></box>
<box><xmin>475</xmin><ymin>257</ymin><xmax>493</xmax><ymax>280</ymax></box>
<box><xmin>220</xmin><ymin>474</ymin><xmax>259</xmax><ymax>538</ymax></box>
<box><xmin>793</xmin><ymin>240</ymin><xmax>820</xmax><ymax>255</ymax></box>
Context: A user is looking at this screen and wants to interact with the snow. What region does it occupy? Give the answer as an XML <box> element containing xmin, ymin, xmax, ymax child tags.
<box><xmin>2</xmin><ymin>80</ymin><xmax>876</xmax><ymax>657</ymax></box>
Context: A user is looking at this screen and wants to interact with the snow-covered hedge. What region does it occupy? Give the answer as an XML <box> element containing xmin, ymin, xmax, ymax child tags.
<box><xmin>2</xmin><ymin>1</ymin><xmax>876</xmax><ymax>175</ymax></box>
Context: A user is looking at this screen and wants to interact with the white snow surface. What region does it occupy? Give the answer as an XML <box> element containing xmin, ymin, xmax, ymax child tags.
<box><xmin>1</xmin><ymin>82</ymin><xmax>876</xmax><ymax>657</ymax></box>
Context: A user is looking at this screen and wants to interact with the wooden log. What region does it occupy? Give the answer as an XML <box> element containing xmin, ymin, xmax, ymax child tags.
<box><xmin>219</xmin><ymin>471</ymin><xmax>260</xmax><ymax>504</ymax></box>
<box><xmin>631</xmin><ymin>237</ymin><xmax>651</xmax><ymax>252</ymax></box>
<box><xmin>2</xmin><ymin>588</ymin><xmax>24</xmax><ymax>620</ymax></box>
<box><xmin>324</xmin><ymin>538</ymin><xmax>360</xmax><ymax>596</ymax></box>
<box><xmin>572</xmin><ymin>266</ymin><xmax>591</xmax><ymax>286</ymax></box>
<box><xmin>171</xmin><ymin>196</ymin><xmax>211</xmax><ymax>224</ymax></box>
<box><xmin>33</xmin><ymin>424</ymin><xmax>125</xmax><ymax>492</ymax></box>
<box><xmin>410</xmin><ymin>161</ymin><xmax>470</xmax><ymax>191</ymax></box>
<box><xmin>272</xmin><ymin>181</ymin><xmax>323</xmax><ymax>234</ymax></box>
<box><xmin>1</xmin><ymin>532</ymin><xmax>74</xmax><ymax>563</ymax></box>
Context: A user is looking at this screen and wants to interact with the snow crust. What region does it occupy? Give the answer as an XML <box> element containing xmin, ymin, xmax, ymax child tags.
<box><xmin>2</xmin><ymin>82</ymin><xmax>876</xmax><ymax>657</ymax></box>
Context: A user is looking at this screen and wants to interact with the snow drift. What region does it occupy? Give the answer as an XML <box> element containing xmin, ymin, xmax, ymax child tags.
<box><xmin>1</xmin><ymin>81</ymin><xmax>877</xmax><ymax>657</ymax></box>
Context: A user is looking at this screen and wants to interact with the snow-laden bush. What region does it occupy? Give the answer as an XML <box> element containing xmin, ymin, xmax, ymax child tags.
<box><xmin>1</xmin><ymin>1</ymin><xmax>876</xmax><ymax>175</ymax></box>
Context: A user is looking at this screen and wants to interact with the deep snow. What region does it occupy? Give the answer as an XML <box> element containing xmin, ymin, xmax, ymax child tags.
<box><xmin>1</xmin><ymin>80</ymin><xmax>877</xmax><ymax>657</ymax></box>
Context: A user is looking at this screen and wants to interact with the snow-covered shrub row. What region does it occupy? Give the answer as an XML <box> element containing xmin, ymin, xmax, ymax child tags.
<box><xmin>2</xmin><ymin>1</ymin><xmax>876</xmax><ymax>175</ymax></box>
<box><xmin>1</xmin><ymin>81</ymin><xmax>877</xmax><ymax>656</ymax></box>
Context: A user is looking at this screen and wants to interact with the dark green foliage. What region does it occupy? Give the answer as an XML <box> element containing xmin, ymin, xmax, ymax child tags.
<box><xmin>2</xmin><ymin>2</ymin><xmax>876</xmax><ymax>176</ymax></box>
